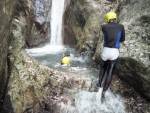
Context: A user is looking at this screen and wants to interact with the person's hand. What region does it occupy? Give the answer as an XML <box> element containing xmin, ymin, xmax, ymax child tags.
<box><xmin>121</xmin><ymin>42</ymin><xmax>126</xmax><ymax>47</ymax></box>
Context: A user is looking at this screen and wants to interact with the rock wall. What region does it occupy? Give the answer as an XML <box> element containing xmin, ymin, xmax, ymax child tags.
<box><xmin>64</xmin><ymin>0</ymin><xmax>150</xmax><ymax>100</ymax></box>
<box><xmin>0</xmin><ymin>0</ymin><xmax>17</xmax><ymax>109</ymax></box>
<box><xmin>3</xmin><ymin>19</ymin><xmax>56</xmax><ymax>112</ymax></box>
<box><xmin>116</xmin><ymin>0</ymin><xmax>150</xmax><ymax>66</ymax></box>
<box><xmin>64</xmin><ymin>0</ymin><xmax>118</xmax><ymax>52</ymax></box>
<box><xmin>115</xmin><ymin>0</ymin><xmax>150</xmax><ymax>100</ymax></box>
<box><xmin>0</xmin><ymin>0</ymin><xmax>52</xmax><ymax>112</ymax></box>
<box><xmin>20</xmin><ymin>0</ymin><xmax>51</xmax><ymax>47</ymax></box>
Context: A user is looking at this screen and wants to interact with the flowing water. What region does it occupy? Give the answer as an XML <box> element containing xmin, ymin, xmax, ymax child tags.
<box><xmin>59</xmin><ymin>89</ymin><xmax>126</xmax><ymax>113</ymax></box>
<box><xmin>26</xmin><ymin>46</ymin><xmax>126</xmax><ymax>113</ymax></box>
<box><xmin>26</xmin><ymin>0</ymin><xmax>126</xmax><ymax>112</ymax></box>
<box><xmin>50</xmin><ymin>0</ymin><xmax>65</xmax><ymax>45</ymax></box>
<box><xmin>26</xmin><ymin>46</ymin><xmax>98</xmax><ymax>79</ymax></box>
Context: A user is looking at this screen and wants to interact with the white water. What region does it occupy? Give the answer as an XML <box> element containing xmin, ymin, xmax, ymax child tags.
<box><xmin>50</xmin><ymin>0</ymin><xmax>65</xmax><ymax>46</ymax></box>
<box><xmin>26</xmin><ymin>0</ymin><xmax>65</xmax><ymax>55</ymax></box>
<box><xmin>26</xmin><ymin>1</ymin><xmax>127</xmax><ymax>113</ymax></box>
<box><xmin>26</xmin><ymin>46</ymin><xmax>127</xmax><ymax>113</ymax></box>
<box><xmin>26</xmin><ymin>45</ymin><xmax>64</xmax><ymax>56</ymax></box>
<box><xmin>59</xmin><ymin>89</ymin><xmax>126</xmax><ymax>113</ymax></box>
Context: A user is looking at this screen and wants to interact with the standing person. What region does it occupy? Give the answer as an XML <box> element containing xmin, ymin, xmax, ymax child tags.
<box><xmin>98</xmin><ymin>12</ymin><xmax>125</xmax><ymax>97</ymax></box>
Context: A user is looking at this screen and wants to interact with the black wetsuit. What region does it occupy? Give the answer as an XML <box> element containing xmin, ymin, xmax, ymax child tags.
<box><xmin>99</xmin><ymin>22</ymin><xmax>125</xmax><ymax>94</ymax></box>
<box><xmin>102</xmin><ymin>22</ymin><xmax>125</xmax><ymax>48</ymax></box>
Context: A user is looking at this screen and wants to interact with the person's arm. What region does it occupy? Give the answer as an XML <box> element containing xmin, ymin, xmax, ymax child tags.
<box><xmin>120</xmin><ymin>25</ymin><xmax>125</xmax><ymax>42</ymax></box>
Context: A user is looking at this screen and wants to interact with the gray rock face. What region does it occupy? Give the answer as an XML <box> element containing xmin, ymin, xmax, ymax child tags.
<box><xmin>115</xmin><ymin>0</ymin><xmax>150</xmax><ymax>100</ymax></box>
<box><xmin>64</xmin><ymin>0</ymin><xmax>114</xmax><ymax>52</ymax></box>
<box><xmin>0</xmin><ymin>0</ymin><xmax>51</xmax><ymax>112</ymax></box>
<box><xmin>115</xmin><ymin>58</ymin><xmax>150</xmax><ymax>100</ymax></box>
<box><xmin>0</xmin><ymin>0</ymin><xmax>17</xmax><ymax>109</ymax></box>
<box><xmin>118</xmin><ymin>0</ymin><xmax>150</xmax><ymax>66</ymax></box>
<box><xmin>23</xmin><ymin>0</ymin><xmax>51</xmax><ymax>47</ymax></box>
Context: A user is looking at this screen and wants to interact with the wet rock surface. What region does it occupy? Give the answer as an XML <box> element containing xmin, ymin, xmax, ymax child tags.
<box><xmin>115</xmin><ymin>58</ymin><xmax>150</xmax><ymax>100</ymax></box>
<box><xmin>22</xmin><ymin>0</ymin><xmax>51</xmax><ymax>47</ymax></box>
<box><xmin>39</xmin><ymin>74</ymin><xmax>150</xmax><ymax>113</ymax></box>
<box><xmin>111</xmin><ymin>75</ymin><xmax>150</xmax><ymax>113</ymax></box>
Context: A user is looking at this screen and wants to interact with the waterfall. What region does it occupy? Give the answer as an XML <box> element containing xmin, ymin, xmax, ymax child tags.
<box><xmin>26</xmin><ymin>0</ymin><xmax>66</xmax><ymax>55</ymax></box>
<box><xmin>50</xmin><ymin>0</ymin><xmax>65</xmax><ymax>46</ymax></box>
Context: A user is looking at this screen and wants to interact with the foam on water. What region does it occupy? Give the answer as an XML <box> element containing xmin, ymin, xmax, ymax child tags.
<box><xmin>59</xmin><ymin>89</ymin><xmax>126</xmax><ymax>113</ymax></box>
<box><xmin>70</xmin><ymin>57</ymin><xmax>88</xmax><ymax>63</ymax></box>
<box><xmin>26</xmin><ymin>45</ymin><xmax>64</xmax><ymax>56</ymax></box>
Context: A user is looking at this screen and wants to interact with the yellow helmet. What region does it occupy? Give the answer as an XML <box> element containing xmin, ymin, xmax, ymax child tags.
<box><xmin>61</xmin><ymin>57</ymin><xmax>70</xmax><ymax>65</ymax></box>
<box><xmin>106</xmin><ymin>12</ymin><xmax>117</xmax><ymax>22</ymax></box>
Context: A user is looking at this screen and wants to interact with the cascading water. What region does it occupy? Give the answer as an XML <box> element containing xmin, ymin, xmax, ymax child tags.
<box><xmin>50</xmin><ymin>0</ymin><xmax>65</xmax><ymax>46</ymax></box>
<box><xmin>58</xmin><ymin>90</ymin><xmax>126</xmax><ymax>113</ymax></box>
<box><xmin>29</xmin><ymin>50</ymin><xmax>127</xmax><ymax>113</ymax></box>
<box><xmin>26</xmin><ymin>1</ymin><xmax>127</xmax><ymax>113</ymax></box>
<box><xmin>26</xmin><ymin>0</ymin><xmax>65</xmax><ymax>56</ymax></box>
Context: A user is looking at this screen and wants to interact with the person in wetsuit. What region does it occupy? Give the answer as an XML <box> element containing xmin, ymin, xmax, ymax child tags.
<box><xmin>98</xmin><ymin>12</ymin><xmax>125</xmax><ymax>97</ymax></box>
<box><xmin>61</xmin><ymin>52</ymin><xmax>71</xmax><ymax>66</ymax></box>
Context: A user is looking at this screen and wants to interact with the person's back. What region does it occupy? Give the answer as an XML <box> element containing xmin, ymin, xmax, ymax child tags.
<box><xmin>102</xmin><ymin>22</ymin><xmax>125</xmax><ymax>48</ymax></box>
<box><xmin>101</xmin><ymin>22</ymin><xmax>125</xmax><ymax>61</ymax></box>
<box><xmin>98</xmin><ymin>12</ymin><xmax>125</xmax><ymax>100</ymax></box>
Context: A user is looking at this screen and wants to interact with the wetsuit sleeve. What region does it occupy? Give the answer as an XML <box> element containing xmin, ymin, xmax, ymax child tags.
<box><xmin>120</xmin><ymin>25</ymin><xmax>125</xmax><ymax>42</ymax></box>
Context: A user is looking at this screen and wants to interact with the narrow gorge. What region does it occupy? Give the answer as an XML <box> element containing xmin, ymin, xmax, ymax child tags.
<box><xmin>0</xmin><ymin>0</ymin><xmax>149</xmax><ymax>113</ymax></box>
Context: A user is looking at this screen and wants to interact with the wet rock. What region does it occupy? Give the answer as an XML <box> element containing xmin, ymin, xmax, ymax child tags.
<box><xmin>22</xmin><ymin>0</ymin><xmax>51</xmax><ymax>47</ymax></box>
<box><xmin>25</xmin><ymin>20</ymin><xmax>50</xmax><ymax>47</ymax></box>
<box><xmin>111</xmin><ymin>75</ymin><xmax>150</xmax><ymax>113</ymax></box>
<box><xmin>115</xmin><ymin>57</ymin><xmax>150</xmax><ymax>100</ymax></box>
<box><xmin>114</xmin><ymin>0</ymin><xmax>150</xmax><ymax>100</ymax></box>
<box><xmin>64</xmin><ymin>0</ymin><xmax>116</xmax><ymax>52</ymax></box>
<box><xmin>0</xmin><ymin>17</ymin><xmax>55</xmax><ymax>112</ymax></box>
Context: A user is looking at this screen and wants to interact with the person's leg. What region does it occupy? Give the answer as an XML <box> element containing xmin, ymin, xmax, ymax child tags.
<box><xmin>98</xmin><ymin>60</ymin><xmax>108</xmax><ymax>87</ymax></box>
<box><xmin>103</xmin><ymin>59</ymin><xmax>118</xmax><ymax>94</ymax></box>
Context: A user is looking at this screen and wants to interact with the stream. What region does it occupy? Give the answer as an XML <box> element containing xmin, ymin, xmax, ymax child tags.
<box><xmin>26</xmin><ymin>45</ymin><xmax>126</xmax><ymax>113</ymax></box>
